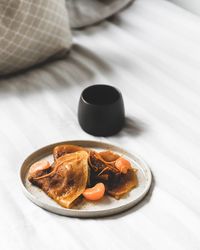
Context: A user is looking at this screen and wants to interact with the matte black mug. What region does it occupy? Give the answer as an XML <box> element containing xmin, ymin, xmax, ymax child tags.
<box><xmin>78</xmin><ymin>84</ymin><xmax>125</xmax><ymax>136</ymax></box>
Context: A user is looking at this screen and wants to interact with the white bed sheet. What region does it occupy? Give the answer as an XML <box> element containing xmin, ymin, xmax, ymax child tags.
<box><xmin>0</xmin><ymin>0</ymin><xmax>200</xmax><ymax>249</ymax></box>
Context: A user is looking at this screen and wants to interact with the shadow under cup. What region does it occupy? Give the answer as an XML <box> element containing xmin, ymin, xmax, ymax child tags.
<box><xmin>78</xmin><ymin>85</ymin><xmax>125</xmax><ymax>136</ymax></box>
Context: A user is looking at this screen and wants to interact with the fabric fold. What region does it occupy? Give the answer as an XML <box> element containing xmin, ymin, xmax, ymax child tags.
<box><xmin>65</xmin><ymin>0</ymin><xmax>133</xmax><ymax>28</ymax></box>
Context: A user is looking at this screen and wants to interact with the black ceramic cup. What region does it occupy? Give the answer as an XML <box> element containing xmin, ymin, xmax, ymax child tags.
<box><xmin>78</xmin><ymin>84</ymin><xmax>125</xmax><ymax>136</ymax></box>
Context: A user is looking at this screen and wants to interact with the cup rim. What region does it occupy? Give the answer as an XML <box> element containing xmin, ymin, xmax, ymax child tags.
<box><xmin>80</xmin><ymin>84</ymin><xmax>122</xmax><ymax>106</ymax></box>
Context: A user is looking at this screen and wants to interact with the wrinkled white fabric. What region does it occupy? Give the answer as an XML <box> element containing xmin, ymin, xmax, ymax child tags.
<box><xmin>169</xmin><ymin>0</ymin><xmax>200</xmax><ymax>16</ymax></box>
<box><xmin>0</xmin><ymin>0</ymin><xmax>200</xmax><ymax>249</ymax></box>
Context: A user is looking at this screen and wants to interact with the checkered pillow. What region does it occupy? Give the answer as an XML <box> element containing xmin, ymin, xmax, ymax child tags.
<box><xmin>0</xmin><ymin>0</ymin><xmax>72</xmax><ymax>75</ymax></box>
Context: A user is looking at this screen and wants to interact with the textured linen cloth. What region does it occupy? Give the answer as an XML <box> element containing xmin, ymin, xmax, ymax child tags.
<box><xmin>0</xmin><ymin>0</ymin><xmax>72</xmax><ymax>75</ymax></box>
<box><xmin>0</xmin><ymin>0</ymin><xmax>200</xmax><ymax>250</ymax></box>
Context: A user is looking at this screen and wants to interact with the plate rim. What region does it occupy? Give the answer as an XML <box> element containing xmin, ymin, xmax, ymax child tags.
<box><xmin>19</xmin><ymin>140</ymin><xmax>152</xmax><ymax>218</ymax></box>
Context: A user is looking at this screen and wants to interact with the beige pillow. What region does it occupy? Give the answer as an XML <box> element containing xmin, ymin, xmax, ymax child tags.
<box><xmin>0</xmin><ymin>0</ymin><xmax>72</xmax><ymax>75</ymax></box>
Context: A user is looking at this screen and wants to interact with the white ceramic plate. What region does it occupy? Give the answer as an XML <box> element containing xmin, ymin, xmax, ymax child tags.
<box><xmin>20</xmin><ymin>140</ymin><xmax>152</xmax><ymax>218</ymax></box>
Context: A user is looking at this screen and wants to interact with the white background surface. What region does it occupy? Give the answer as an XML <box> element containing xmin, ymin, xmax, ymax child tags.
<box><xmin>0</xmin><ymin>0</ymin><xmax>200</xmax><ymax>249</ymax></box>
